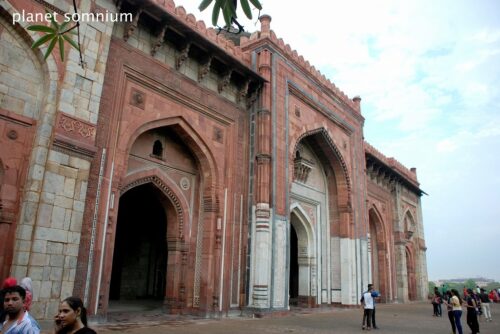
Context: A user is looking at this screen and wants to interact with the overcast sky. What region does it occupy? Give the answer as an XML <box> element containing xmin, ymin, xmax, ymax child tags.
<box><xmin>178</xmin><ymin>0</ymin><xmax>500</xmax><ymax>282</ymax></box>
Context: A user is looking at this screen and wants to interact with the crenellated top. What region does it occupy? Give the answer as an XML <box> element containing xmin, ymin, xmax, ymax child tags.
<box><xmin>239</xmin><ymin>15</ymin><xmax>360</xmax><ymax>113</ymax></box>
<box><xmin>144</xmin><ymin>0</ymin><xmax>249</xmax><ymax>61</ymax></box>
<box><xmin>364</xmin><ymin>141</ymin><xmax>424</xmax><ymax>195</ymax></box>
<box><xmin>117</xmin><ymin>0</ymin><xmax>265</xmax><ymax>91</ymax></box>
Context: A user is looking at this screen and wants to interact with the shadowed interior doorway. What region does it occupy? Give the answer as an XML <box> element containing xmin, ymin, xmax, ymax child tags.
<box><xmin>110</xmin><ymin>183</ymin><xmax>167</xmax><ymax>304</ymax></box>
<box><xmin>289</xmin><ymin>224</ymin><xmax>299</xmax><ymax>305</ymax></box>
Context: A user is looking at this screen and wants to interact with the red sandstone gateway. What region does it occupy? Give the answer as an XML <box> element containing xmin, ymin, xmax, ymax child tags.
<box><xmin>0</xmin><ymin>0</ymin><xmax>426</xmax><ymax>320</ymax></box>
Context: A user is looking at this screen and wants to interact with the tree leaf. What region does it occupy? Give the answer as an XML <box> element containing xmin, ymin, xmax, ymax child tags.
<box><xmin>63</xmin><ymin>34</ymin><xmax>80</xmax><ymax>51</ymax></box>
<box><xmin>59</xmin><ymin>20</ymin><xmax>70</xmax><ymax>34</ymax></box>
<box><xmin>59</xmin><ymin>36</ymin><xmax>65</xmax><ymax>61</ymax></box>
<box><xmin>212</xmin><ymin>0</ymin><xmax>223</xmax><ymax>26</ymax></box>
<box><xmin>248</xmin><ymin>0</ymin><xmax>262</xmax><ymax>10</ymax></box>
<box><xmin>31</xmin><ymin>33</ymin><xmax>55</xmax><ymax>49</ymax></box>
<box><xmin>198</xmin><ymin>0</ymin><xmax>214</xmax><ymax>11</ymax></box>
<box><xmin>44</xmin><ymin>37</ymin><xmax>58</xmax><ymax>60</ymax></box>
<box><xmin>222</xmin><ymin>5</ymin><xmax>232</xmax><ymax>27</ymax></box>
<box><xmin>240</xmin><ymin>0</ymin><xmax>252</xmax><ymax>19</ymax></box>
<box><xmin>27</xmin><ymin>25</ymin><xmax>56</xmax><ymax>33</ymax></box>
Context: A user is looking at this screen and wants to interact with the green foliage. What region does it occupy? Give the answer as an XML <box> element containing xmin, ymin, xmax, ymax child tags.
<box><xmin>464</xmin><ymin>279</ymin><xmax>477</xmax><ymax>289</ymax></box>
<box><xmin>27</xmin><ymin>11</ymin><xmax>79</xmax><ymax>61</ymax></box>
<box><xmin>199</xmin><ymin>0</ymin><xmax>263</xmax><ymax>27</ymax></box>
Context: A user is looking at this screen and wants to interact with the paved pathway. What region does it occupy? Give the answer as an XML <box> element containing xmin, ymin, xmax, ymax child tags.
<box><xmin>41</xmin><ymin>302</ymin><xmax>500</xmax><ymax>333</ymax></box>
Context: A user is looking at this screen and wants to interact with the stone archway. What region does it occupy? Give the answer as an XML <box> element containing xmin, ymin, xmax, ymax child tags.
<box><xmin>290</xmin><ymin>207</ymin><xmax>316</xmax><ymax>307</ymax></box>
<box><xmin>368</xmin><ymin>207</ymin><xmax>389</xmax><ymax>302</ymax></box>
<box><xmin>405</xmin><ymin>245</ymin><xmax>417</xmax><ymax>301</ymax></box>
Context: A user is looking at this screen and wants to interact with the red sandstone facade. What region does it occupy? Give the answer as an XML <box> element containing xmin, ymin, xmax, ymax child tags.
<box><xmin>0</xmin><ymin>0</ymin><xmax>427</xmax><ymax>319</ymax></box>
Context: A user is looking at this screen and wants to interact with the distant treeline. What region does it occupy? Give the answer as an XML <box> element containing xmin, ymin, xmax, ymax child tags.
<box><xmin>429</xmin><ymin>279</ymin><xmax>500</xmax><ymax>296</ymax></box>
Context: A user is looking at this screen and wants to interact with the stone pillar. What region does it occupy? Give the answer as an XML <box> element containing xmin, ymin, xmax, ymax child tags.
<box><xmin>391</xmin><ymin>182</ymin><xmax>407</xmax><ymax>302</ymax></box>
<box><xmin>249</xmin><ymin>15</ymin><xmax>273</xmax><ymax>309</ymax></box>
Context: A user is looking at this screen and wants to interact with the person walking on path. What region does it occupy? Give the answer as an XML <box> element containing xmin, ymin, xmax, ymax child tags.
<box><xmin>0</xmin><ymin>285</ymin><xmax>40</xmax><ymax>334</ymax></box>
<box><xmin>451</xmin><ymin>289</ymin><xmax>464</xmax><ymax>334</ymax></box>
<box><xmin>479</xmin><ymin>288</ymin><xmax>492</xmax><ymax>322</ymax></box>
<box><xmin>361</xmin><ymin>285</ymin><xmax>375</xmax><ymax>331</ymax></box>
<box><xmin>464</xmin><ymin>288</ymin><xmax>480</xmax><ymax>334</ymax></box>
<box><xmin>442</xmin><ymin>290</ymin><xmax>456</xmax><ymax>334</ymax></box>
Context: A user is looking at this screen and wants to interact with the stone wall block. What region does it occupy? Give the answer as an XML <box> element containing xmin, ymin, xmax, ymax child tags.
<box><xmin>64</xmin><ymin>255</ymin><xmax>77</xmax><ymax>269</ymax></box>
<box><xmin>31</xmin><ymin>253</ymin><xmax>49</xmax><ymax>266</ymax></box>
<box><xmin>50</xmin><ymin>266</ymin><xmax>64</xmax><ymax>280</ymax></box>
<box><xmin>47</xmin><ymin>241</ymin><xmax>64</xmax><ymax>255</ymax></box>
<box><xmin>11</xmin><ymin>266</ymin><xmax>27</xmax><ymax>279</ymax></box>
<box><xmin>16</xmin><ymin>240</ymin><xmax>31</xmax><ymax>252</ymax></box>
<box><xmin>41</xmin><ymin>192</ymin><xmax>56</xmax><ymax>205</ymax></box>
<box><xmin>67</xmin><ymin>232</ymin><xmax>80</xmax><ymax>244</ymax></box>
<box><xmin>61</xmin><ymin>281</ymin><xmax>74</xmax><ymax>299</ymax></box>
<box><xmin>44</xmin><ymin>171</ymin><xmax>65</xmax><ymax>194</ymax></box>
<box><xmin>70</xmin><ymin>211</ymin><xmax>83</xmax><ymax>232</ymax></box>
<box><xmin>38</xmin><ymin>203</ymin><xmax>53</xmax><ymax>227</ymax></box>
<box><xmin>54</xmin><ymin>195</ymin><xmax>73</xmax><ymax>210</ymax></box>
<box><xmin>32</xmin><ymin>240</ymin><xmax>48</xmax><ymax>254</ymax></box>
<box><xmin>64</xmin><ymin>244</ymin><xmax>79</xmax><ymax>257</ymax></box>
<box><xmin>48</xmin><ymin>150</ymin><xmax>70</xmax><ymax>166</ymax></box>
<box><xmin>63</xmin><ymin>178</ymin><xmax>77</xmax><ymax>198</ymax></box>
<box><xmin>51</xmin><ymin>205</ymin><xmax>67</xmax><ymax>229</ymax></box>
<box><xmin>35</xmin><ymin>227</ymin><xmax>68</xmax><ymax>243</ymax></box>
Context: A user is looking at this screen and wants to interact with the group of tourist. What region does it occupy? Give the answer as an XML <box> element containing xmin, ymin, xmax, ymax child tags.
<box><xmin>0</xmin><ymin>277</ymin><xmax>96</xmax><ymax>334</ymax></box>
<box><xmin>432</xmin><ymin>285</ymin><xmax>496</xmax><ymax>334</ymax></box>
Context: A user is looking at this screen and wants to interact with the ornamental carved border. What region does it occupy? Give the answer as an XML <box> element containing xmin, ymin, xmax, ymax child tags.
<box><xmin>120</xmin><ymin>175</ymin><xmax>184</xmax><ymax>238</ymax></box>
<box><xmin>56</xmin><ymin>112</ymin><xmax>96</xmax><ymax>145</ymax></box>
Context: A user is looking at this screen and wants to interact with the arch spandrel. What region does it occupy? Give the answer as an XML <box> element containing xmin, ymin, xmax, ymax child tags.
<box><xmin>122</xmin><ymin>116</ymin><xmax>220</xmax><ymax>213</ymax></box>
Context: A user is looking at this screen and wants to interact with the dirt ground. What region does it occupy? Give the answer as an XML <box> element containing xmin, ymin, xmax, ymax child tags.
<box><xmin>40</xmin><ymin>302</ymin><xmax>500</xmax><ymax>333</ymax></box>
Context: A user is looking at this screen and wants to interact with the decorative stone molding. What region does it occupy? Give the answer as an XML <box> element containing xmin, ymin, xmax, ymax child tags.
<box><xmin>123</xmin><ymin>7</ymin><xmax>143</xmax><ymax>41</ymax></box>
<box><xmin>175</xmin><ymin>42</ymin><xmax>191</xmax><ymax>70</ymax></box>
<box><xmin>237</xmin><ymin>80</ymin><xmax>250</xmax><ymax>103</ymax></box>
<box><xmin>54</xmin><ymin>113</ymin><xmax>97</xmax><ymax>159</ymax></box>
<box><xmin>57</xmin><ymin>113</ymin><xmax>96</xmax><ymax>140</ymax></box>
<box><xmin>130</xmin><ymin>88</ymin><xmax>146</xmax><ymax>109</ymax></box>
<box><xmin>256</xmin><ymin>153</ymin><xmax>271</xmax><ymax>165</ymax></box>
<box><xmin>151</xmin><ymin>23</ymin><xmax>168</xmax><ymax>56</ymax></box>
<box><xmin>293</xmin><ymin>156</ymin><xmax>314</xmax><ymax>183</ymax></box>
<box><xmin>198</xmin><ymin>56</ymin><xmax>212</xmax><ymax>82</ymax></box>
<box><xmin>218</xmin><ymin>70</ymin><xmax>233</xmax><ymax>93</ymax></box>
<box><xmin>121</xmin><ymin>175</ymin><xmax>185</xmax><ymax>238</ymax></box>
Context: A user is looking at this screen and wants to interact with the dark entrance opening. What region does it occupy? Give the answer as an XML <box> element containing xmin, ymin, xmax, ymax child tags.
<box><xmin>110</xmin><ymin>184</ymin><xmax>167</xmax><ymax>302</ymax></box>
<box><xmin>289</xmin><ymin>224</ymin><xmax>299</xmax><ymax>305</ymax></box>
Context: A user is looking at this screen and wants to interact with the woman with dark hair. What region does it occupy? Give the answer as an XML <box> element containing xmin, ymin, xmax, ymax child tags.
<box><xmin>442</xmin><ymin>290</ymin><xmax>456</xmax><ymax>334</ymax></box>
<box><xmin>450</xmin><ymin>289</ymin><xmax>463</xmax><ymax>334</ymax></box>
<box><xmin>54</xmin><ymin>296</ymin><xmax>96</xmax><ymax>334</ymax></box>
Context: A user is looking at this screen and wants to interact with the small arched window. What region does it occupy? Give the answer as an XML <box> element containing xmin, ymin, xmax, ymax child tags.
<box><xmin>152</xmin><ymin>140</ymin><xmax>163</xmax><ymax>158</ymax></box>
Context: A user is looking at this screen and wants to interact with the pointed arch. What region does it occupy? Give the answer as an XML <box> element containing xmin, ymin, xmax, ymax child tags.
<box><xmin>291</xmin><ymin>126</ymin><xmax>352</xmax><ymax>238</ymax></box>
<box><xmin>290</xmin><ymin>203</ymin><xmax>315</xmax><ymax>257</ymax></box>
<box><xmin>125</xmin><ymin>116</ymin><xmax>219</xmax><ymax>213</ymax></box>
<box><xmin>120</xmin><ymin>168</ymin><xmax>191</xmax><ymax>239</ymax></box>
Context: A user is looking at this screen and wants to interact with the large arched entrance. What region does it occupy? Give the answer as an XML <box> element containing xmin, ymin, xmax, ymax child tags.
<box><xmin>368</xmin><ymin>208</ymin><xmax>389</xmax><ymax>302</ymax></box>
<box><xmin>110</xmin><ymin>183</ymin><xmax>169</xmax><ymax>304</ymax></box>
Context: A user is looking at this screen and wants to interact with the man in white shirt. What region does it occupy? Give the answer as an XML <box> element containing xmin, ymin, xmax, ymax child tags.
<box><xmin>361</xmin><ymin>284</ymin><xmax>375</xmax><ymax>330</ymax></box>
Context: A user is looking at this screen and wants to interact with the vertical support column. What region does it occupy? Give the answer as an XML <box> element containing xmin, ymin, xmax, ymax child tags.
<box><xmin>249</xmin><ymin>20</ymin><xmax>273</xmax><ymax>308</ymax></box>
<box><xmin>391</xmin><ymin>182</ymin><xmax>407</xmax><ymax>302</ymax></box>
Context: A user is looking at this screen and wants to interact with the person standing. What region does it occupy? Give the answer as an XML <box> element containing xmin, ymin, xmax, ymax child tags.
<box><xmin>361</xmin><ymin>285</ymin><xmax>375</xmax><ymax>330</ymax></box>
<box><xmin>464</xmin><ymin>288</ymin><xmax>480</xmax><ymax>334</ymax></box>
<box><xmin>0</xmin><ymin>285</ymin><xmax>40</xmax><ymax>334</ymax></box>
<box><xmin>442</xmin><ymin>290</ymin><xmax>456</xmax><ymax>334</ymax></box>
<box><xmin>54</xmin><ymin>296</ymin><xmax>96</xmax><ymax>334</ymax></box>
<box><xmin>478</xmin><ymin>288</ymin><xmax>492</xmax><ymax>322</ymax></box>
<box><xmin>451</xmin><ymin>289</ymin><xmax>464</xmax><ymax>334</ymax></box>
